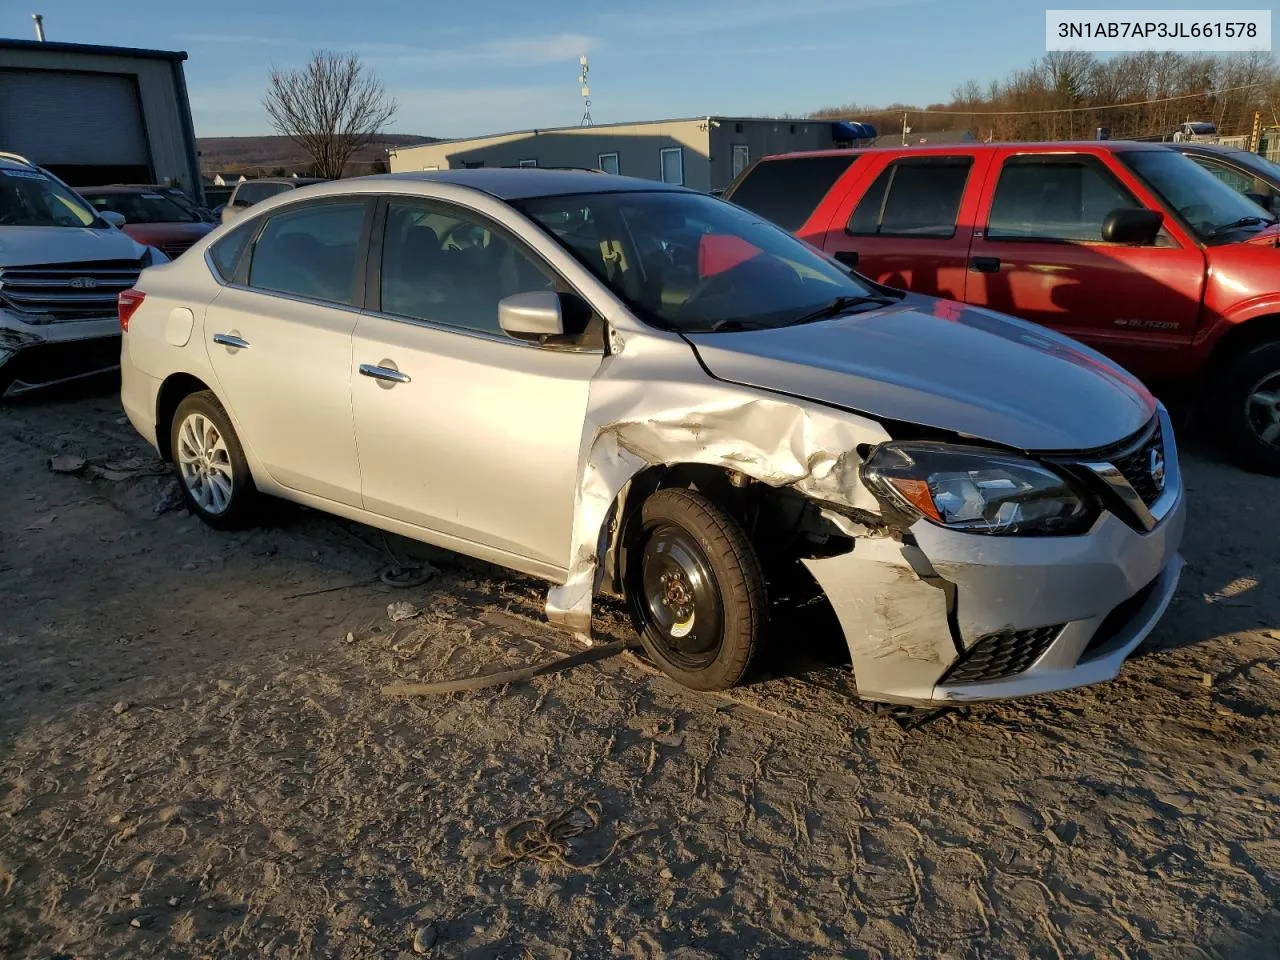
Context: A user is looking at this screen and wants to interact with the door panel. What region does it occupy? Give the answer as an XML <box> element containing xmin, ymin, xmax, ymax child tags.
<box><xmin>965</xmin><ymin>151</ymin><xmax>1205</xmax><ymax>377</ymax></box>
<box><xmin>823</xmin><ymin>152</ymin><xmax>990</xmax><ymax>303</ymax></box>
<box><xmin>352</xmin><ymin>316</ymin><xmax>597</xmax><ymax>567</ymax></box>
<box><xmin>204</xmin><ymin>286</ymin><xmax>361</xmax><ymax>504</ymax></box>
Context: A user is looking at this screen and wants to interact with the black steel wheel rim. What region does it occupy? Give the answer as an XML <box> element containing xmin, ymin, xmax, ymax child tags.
<box><xmin>1245</xmin><ymin>369</ymin><xmax>1280</xmax><ymax>449</ymax></box>
<box><xmin>638</xmin><ymin>522</ymin><xmax>723</xmax><ymax>669</ymax></box>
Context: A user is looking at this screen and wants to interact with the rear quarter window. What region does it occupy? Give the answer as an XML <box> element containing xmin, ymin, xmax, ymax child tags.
<box><xmin>724</xmin><ymin>155</ymin><xmax>858</xmax><ymax>232</ymax></box>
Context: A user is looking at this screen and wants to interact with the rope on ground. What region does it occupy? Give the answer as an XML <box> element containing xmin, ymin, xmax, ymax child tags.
<box><xmin>380</xmin><ymin>639</ymin><xmax>628</xmax><ymax>696</ymax></box>
<box><xmin>488</xmin><ymin>798</ymin><xmax>657</xmax><ymax>872</ymax></box>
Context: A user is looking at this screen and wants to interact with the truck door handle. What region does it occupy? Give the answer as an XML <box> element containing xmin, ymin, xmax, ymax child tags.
<box><xmin>359</xmin><ymin>363</ymin><xmax>411</xmax><ymax>385</ymax></box>
<box><xmin>833</xmin><ymin>250</ymin><xmax>859</xmax><ymax>268</ymax></box>
<box><xmin>970</xmin><ymin>256</ymin><xmax>1001</xmax><ymax>273</ymax></box>
<box><xmin>212</xmin><ymin>333</ymin><xmax>250</xmax><ymax>350</ymax></box>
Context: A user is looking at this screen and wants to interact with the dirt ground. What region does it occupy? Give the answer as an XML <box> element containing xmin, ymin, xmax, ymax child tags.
<box><xmin>1</xmin><ymin>383</ymin><xmax>1277</xmax><ymax>960</ymax></box>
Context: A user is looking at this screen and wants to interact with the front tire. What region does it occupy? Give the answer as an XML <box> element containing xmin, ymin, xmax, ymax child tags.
<box><xmin>625</xmin><ymin>488</ymin><xmax>767</xmax><ymax>691</ymax></box>
<box><xmin>170</xmin><ymin>391</ymin><xmax>258</xmax><ymax>529</ymax></box>
<box><xmin>1212</xmin><ymin>341</ymin><xmax>1280</xmax><ymax>476</ymax></box>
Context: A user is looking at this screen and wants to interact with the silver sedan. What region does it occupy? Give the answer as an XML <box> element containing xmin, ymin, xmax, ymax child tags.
<box><xmin>119</xmin><ymin>170</ymin><xmax>1184</xmax><ymax>704</ymax></box>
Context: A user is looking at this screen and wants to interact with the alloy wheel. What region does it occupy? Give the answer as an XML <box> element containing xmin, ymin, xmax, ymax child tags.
<box><xmin>1245</xmin><ymin>371</ymin><xmax>1280</xmax><ymax>448</ymax></box>
<box><xmin>176</xmin><ymin>412</ymin><xmax>235</xmax><ymax>515</ymax></box>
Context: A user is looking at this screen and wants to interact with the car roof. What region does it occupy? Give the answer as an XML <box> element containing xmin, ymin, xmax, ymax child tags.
<box><xmin>758</xmin><ymin>140</ymin><xmax>1168</xmax><ymax>162</ymax></box>
<box><xmin>244</xmin><ymin>177</ymin><xmax>327</xmax><ymax>186</ymax></box>
<box><xmin>79</xmin><ymin>185</ymin><xmax>172</xmax><ymax>194</ymax></box>
<box><xmin>360</xmin><ymin>168</ymin><xmax>688</xmax><ymax>200</ymax></box>
<box><xmin>1165</xmin><ymin>141</ymin><xmax>1247</xmax><ymax>157</ymax></box>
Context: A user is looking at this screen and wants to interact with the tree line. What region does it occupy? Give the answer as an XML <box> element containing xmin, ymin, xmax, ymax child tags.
<box><xmin>816</xmin><ymin>51</ymin><xmax>1280</xmax><ymax>142</ymax></box>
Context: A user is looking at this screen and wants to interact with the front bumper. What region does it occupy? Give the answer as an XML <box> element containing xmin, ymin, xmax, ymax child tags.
<box><xmin>0</xmin><ymin>312</ymin><xmax>121</xmax><ymax>396</ymax></box>
<box><xmin>803</xmin><ymin>410</ymin><xmax>1187</xmax><ymax>706</ymax></box>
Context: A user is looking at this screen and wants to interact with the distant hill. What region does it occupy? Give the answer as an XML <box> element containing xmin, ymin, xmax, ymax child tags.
<box><xmin>197</xmin><ymin>134</ymin><xmax>435</xmax><ymax>177</ymax></box>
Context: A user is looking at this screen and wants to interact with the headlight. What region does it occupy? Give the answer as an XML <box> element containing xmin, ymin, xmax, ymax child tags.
<box><xmin>862</xmin><ymin>442</ymin><xmax>1096</xmax><ymax>536</ymax></box>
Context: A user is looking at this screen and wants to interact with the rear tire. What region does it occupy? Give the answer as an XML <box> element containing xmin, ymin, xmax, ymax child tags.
<box><xmin>169</xmin><ymin>391</ymin><xmax>259</xmax><ymax>529</ymax></box>
<box><xmin>1211</xmin><ymin>341</ymin><xmax>1280</xmax><ymax>476</ymax></box>
<box><xmin>625</xmin><ymin>488</ymin><xmax>767</xmax><ymax>691</ymax></box>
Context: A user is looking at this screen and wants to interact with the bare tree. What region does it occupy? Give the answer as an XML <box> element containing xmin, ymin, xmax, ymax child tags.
<box><xmin>263</xmin><ymin>50</ymin><xmax>397</xmax><ymax>180</ymax></box>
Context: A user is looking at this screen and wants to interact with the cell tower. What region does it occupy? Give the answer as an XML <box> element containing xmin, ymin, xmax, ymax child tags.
<box><xmin>579</xmin><ymin>54</ymin><xmax>592</xmax><ymax>126</ymax></box>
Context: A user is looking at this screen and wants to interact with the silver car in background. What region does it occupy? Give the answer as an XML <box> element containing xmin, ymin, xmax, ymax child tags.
<box><xmin>118</xmin><ymin>170</ymin><xmax>1185</xmax><ymax>705</ymax></box>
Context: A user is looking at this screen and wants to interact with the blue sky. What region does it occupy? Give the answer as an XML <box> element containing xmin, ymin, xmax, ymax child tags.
<box><xmin>5</xmin><ymin>0</ymin><xmax>1260</xmax><ymax>138</ymax></box>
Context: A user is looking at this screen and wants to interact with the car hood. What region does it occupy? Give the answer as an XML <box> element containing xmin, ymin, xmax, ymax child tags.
<box><xmin>0</xmin><ymin>225</ymin><xmax>148</xmax><ymax>266</ymax></box>
<box><xmin>684</xmin><ymin>297</ymin><xmax>1156</xmax><ymax>452</ymax></box>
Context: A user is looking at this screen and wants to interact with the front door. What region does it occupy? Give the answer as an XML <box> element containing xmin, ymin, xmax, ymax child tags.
<box><xmin>351</xmin><ymin>197</ymin><xmax>601</xmax><ymax>570</ymax></box>
<box><xmin>963</xmin><ymin>151</ymin><xmax>1205</xmax><ymax>377</ymax></box>
<box><xmin>203</xmin><ymin>198</ymin><xmax>371</xmax><ymax>506</ymax></box>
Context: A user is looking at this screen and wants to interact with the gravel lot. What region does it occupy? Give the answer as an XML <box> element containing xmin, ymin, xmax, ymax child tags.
<box><xmin>1</xmin><ymin>384</ymin><xmax>1277</xmax><ymax>959</ymax></box>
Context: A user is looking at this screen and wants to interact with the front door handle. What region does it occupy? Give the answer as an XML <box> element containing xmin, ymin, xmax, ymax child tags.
<box><xmin>970</xmin><ymin>256</ymin><xmax>1001</xmax><ymax>273</ymax></box>
<box><xmin>834</xmin><ymin>250</ymin><xmax>859</xmax><ymax>268</ymax></box>
<box><xmin>212</xmin><ymin>333</ymin><xmax>250</xmax><ymax>350</ymax></box>
<box><xmin>359</xmin><ymin>363</ymin><xmax>411</xmax><ymax>385</ymax></box>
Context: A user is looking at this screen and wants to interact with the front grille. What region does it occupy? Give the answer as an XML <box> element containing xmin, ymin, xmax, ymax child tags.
<box><xmin>0</xmin><ymin>259</ymin><xmax>143</xmax><ymax>323</ymax></box>
<box><xmin>1110</xmin><ymin>421</ymin><xmax>1164</xmax><ymax>508</ymax></box>
<box><xmin>940</xmin><ymin>626</ymin><xmax>1063</xmax><ymax>685</ymax></box>
<box><xmin>1079</xmin><ymin>576</ymin><xmax>1159</xmax><ymax>662</ymax></box>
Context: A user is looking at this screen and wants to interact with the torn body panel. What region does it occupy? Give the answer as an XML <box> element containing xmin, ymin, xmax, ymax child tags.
<box><xmin>544</xmin><ymin>333</ymin><xmax>893</xmax><ymax>636</ymax></box>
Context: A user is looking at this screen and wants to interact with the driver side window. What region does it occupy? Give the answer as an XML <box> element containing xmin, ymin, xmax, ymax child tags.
<box><xmin>378</xmin><ymin>199</ymin><xmax>557</xmax><ymax>337</ymax></box>
<box><xmin>987</xmin><ymin>156</ymin><xmax>1142</xmax><ymax>242</ymax></box>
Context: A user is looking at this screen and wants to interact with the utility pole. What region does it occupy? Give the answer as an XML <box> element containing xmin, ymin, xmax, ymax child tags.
<box><xmin>900</xmin><ymin>112</ymin><xmax>910</xmax><ymax>146</ymax></box>
<box><xmin>1250</xmin><ymin>110</ymin><xmax>1262</xmax><ymax>153</ymax></box>
<box><xmin>31</xmin><ymin>13</ymin><xmax>45</xmax><ymax>41</ymax></box>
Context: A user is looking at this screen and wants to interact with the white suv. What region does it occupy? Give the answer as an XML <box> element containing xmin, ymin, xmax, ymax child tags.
<box><xmin>0</xmin><ymin>153</ymin><xmax>163</xmax><ymax>398</ymax></box>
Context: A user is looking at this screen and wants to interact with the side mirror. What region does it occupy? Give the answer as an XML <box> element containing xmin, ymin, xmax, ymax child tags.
<box><xmin>499</xmin><ymin>291</ymin><xmax>565</xmax><ymax>339</ymax></box>
<box><xmin>100</xmin><ymin>210</ymin><xmax>126</xmax><ymax>228</ymax></box>
<box><xmin>1244</xmin><ymin>191</ymin><xmax>1275</xmax><ymax>213</ymax></box>
<box><xmin>1101</xmin><ymin>208</ymin><xmax>1163</xmax><ymax>245</ymax></box>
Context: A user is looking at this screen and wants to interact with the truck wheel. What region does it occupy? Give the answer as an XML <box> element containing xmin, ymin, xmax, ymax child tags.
<box><xmin>170</xmin><ymin>391</ymin><xmax>259</xmax><ymax>528</ymax></box>
<box><xmin>1213</xmin><ymin>341</ymin><xmax>1280</xmax><ymax>476</ymax></box>
<box><xmin>625</xmin><ymin>488</ymin><xmax>767</xmax><ymax>691</ymax></box>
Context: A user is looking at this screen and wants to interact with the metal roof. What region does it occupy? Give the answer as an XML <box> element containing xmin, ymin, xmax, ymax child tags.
<box><xmin>362</xmin><ymin>168</ymin><xmax>687</xmax><ymax>200</ymax></box>
<box><xmin>0</xmin><ymin>38</ymin><xmax>187</xmax><ymax>61</ymax></box>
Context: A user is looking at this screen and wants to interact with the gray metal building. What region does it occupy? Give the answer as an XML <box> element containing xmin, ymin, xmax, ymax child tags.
<box><xmin>0</xmin><ymin>38</ymin><xmax>201</xmax><ymax>199</ymax></box>
<box><xmin>389</xmin><ymin>117</ymin><xmax>864</xmax><ymax>192</ymax></box>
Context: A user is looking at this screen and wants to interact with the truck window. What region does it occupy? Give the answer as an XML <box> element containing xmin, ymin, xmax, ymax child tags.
<box><xmin>987</xmin><ymin>156</ymin><xmax>1141</xmax><ymax>242</ymax></box>
<box><xmin>725</xmin><ymin>155</ymin><xmax>858</xmax><ymax>232</ymax></box>
<box><xmin>846</xmin><ymin>157</ymin><xmax>972</xmax><ymax>238</ymax></box>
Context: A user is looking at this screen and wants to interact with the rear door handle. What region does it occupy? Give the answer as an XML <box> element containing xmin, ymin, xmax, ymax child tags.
<box><xmin>970</xmin><ymin>256</ymin><xmax>1001</xmax><ymax>273</ymax></box>
<box><xmin>212</xmin><ymin>333</ymin><xmax>250</xmax><ymax>349</ymax></box>
<box><xmin>833</xmin><ymin>250</ymin><xmax>859</xmax><ymax>268</ymax></box>
<box><xmin>359</xmin><ymin>363</ymin><xmax>411</xmax><ymax>385</ymax></box>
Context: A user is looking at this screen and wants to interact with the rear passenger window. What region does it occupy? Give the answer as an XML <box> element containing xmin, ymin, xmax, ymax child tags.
<box><xmin>247</xmin><ymin>200</ymin><xmax>368</xmax><ymax>305</ymax></box>
<box><xmin>987</xmin><ymin>156</ymin><xmax>1141</xmax><ymax>242</ymax></box>
<box><xmin>725</xmin><ymin>155</ymin><xmax>858</xmax><ymax>232</ymax></box>
<box><xmin>208</xmin><ymin>224</ymin><xmax>253</xmax><ymax>282</ymax></box>
<box><xmin>846</xmin><ymin>157</ymin><xmax>972</xmax><ymax>237</ymax></box>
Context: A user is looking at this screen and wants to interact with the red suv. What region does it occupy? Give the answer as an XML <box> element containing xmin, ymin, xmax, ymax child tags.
<box><xmin>722</xmin><ymin>142</ymin><xmax>1280</xmax><ymax>473</ymax></box>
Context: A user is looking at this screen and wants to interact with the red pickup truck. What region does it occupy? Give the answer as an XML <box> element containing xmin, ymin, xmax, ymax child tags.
<box><xmin>722</xmin><ymin>141</ymin><xmax>1280</xmax><ymax>474</ymax></box>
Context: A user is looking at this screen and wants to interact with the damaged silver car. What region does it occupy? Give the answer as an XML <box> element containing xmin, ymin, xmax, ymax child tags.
<box><xmin>119</xmin><ymin>170</ymin><xmax>1185</xmax><ymax>704</ymax></box>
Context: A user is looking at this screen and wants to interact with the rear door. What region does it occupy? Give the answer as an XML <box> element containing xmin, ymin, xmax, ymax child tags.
<box><xmin>964</xmin><ymin>149</ymin><xmax>1205</xmax><ymax>372</ymax></box>
<box><xmin>203</xmin><ymin>197</ymin><xmax>371</xmax><ymax>506</ymax></box>
<box><xmin>823</xmin><ymin>151</ymin><xmax>989</xmax><ymax>303</ymax></box>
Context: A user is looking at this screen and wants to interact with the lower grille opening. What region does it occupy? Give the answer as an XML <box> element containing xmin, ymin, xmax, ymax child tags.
<box><xmin>940</xmin><ymin>625</ymin><xmax>1064</xmax><ymax>685</ymax></box>
<box><xmin>1079</xmin><ymin>577</ymin><xmax>1159</xmax><ymax>663</ymax></box>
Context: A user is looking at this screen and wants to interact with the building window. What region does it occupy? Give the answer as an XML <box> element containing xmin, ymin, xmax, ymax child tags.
<box><xmin>734</xmin><ymin>123</ymin><xmax>744</xmax><ymax>134</ymax></box>
<box><xmin>660</xmin><ymin>147</ymin><xmax>684</xmax><ymax>185</ymax></box>
<box><xmin>789</xmin><ymin>124</ymin><xmax>796</xmax><ymax>134</ymax></box>
<box><xmin>518</xmin><ymin>159</ymin><xmax>538</xmax><ymax>167</ymax></box>
<box><xmin>732</xmin><ymin>144</ymin><xmax>750</xmax><ymax>178</ymax></box>
<box><xmin>598</xmin><ymin>152</ymin><xmax>620</xmax><ymax>175</ymax></box>
<box><xmin>462</xmin><ymin>161</ymin><xmax>485</xmax><ymax>169</ymax></box>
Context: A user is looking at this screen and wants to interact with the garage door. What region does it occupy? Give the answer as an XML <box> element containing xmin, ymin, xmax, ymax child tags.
<box><xmin>0</xmin><ymin>69</ymin><xmax>149</xmax><ymax>167</ymax></box>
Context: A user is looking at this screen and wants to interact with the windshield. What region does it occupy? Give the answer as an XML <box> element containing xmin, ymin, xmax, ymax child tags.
<box><xmin>515</xmin><ymin>190</ymin><xmax>881</xmax><ymax>333</ymax></box>
<box><xmin>0</xmin><ymin>168</ymin><xmax>101</xmax><ymax>228</ymax></box>
<box><xmin>1121</xmin><ymin>150</ymin><xmax>1275</xmax><ymax>243</ymax></box>
<box><xmin>84</xmin><ymin>191</ymin><xmax>197</xmax><ymax>224</ymax></box>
